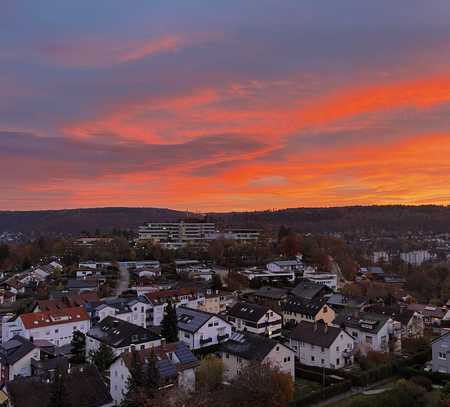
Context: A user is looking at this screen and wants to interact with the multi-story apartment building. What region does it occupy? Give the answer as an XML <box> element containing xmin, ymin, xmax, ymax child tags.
<box><xmin>332</xmin><ymin>312</ymin><xmax>391</xmax><ymax>353</ymax></box>
<box><xmin>109</xmin><ymin>342</ymin><xmax>199</xmax><ymax>405</ymax></box>
<box><xmin>227</xmin><ymin>302</ymin><xmax>282</xmax><ymax>338</ymax></box>
<box><xmin>2</xmin><ymin>308</ymin><xmax>91</xmax><ymax>346</ymax></box>
<box><xmin>177</xmin><ymin>307</ymin><xmax>232</xmax><ymax>350</ymax></box>
<box><xmin>86</xmin><ymin>316</ymin><xmax>162</xmax><ymax>357</ymax></box>
<box><xmin>282</xmin><ymin>297</ymin><xmax>335</xmax><ymax>326</ymax></box>
<box><xmin>138</xmin><ymin>221</ymin><xmax>216</xmax><ymax>245</ymax></box>
<box><xmin>221</xmin><ymin>332</ymin><xmax>295</xmax><ymax>380</ymax></box>
<box><xmin>288</xmin><ymin>321</ymin><xmax>354</xmax><ymax>369</ymax></box>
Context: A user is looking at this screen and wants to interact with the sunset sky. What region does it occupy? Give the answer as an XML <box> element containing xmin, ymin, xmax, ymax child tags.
<box><xmin>1</xmin><ymin>1</ymin><xmax>450</xmax><ymax>211</ymax></box>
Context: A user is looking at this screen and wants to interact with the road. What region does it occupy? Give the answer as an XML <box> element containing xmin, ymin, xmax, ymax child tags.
<box><xmin>115</xmin><ymin>265</ymin><xmax>130</xmax><ymax>296</ymax></box>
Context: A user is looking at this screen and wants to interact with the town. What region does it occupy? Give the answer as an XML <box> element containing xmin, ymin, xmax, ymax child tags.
<box><xmin>0</xmin><ymin>218</ymin><xmax>448</xmax><ymax>407</ymax></box>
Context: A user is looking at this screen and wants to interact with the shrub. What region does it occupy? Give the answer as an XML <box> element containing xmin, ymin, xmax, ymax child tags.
<box><xmin>409</xmin><ymin>375</ymin><xmax>433</xmax><ymax>391</ymax></box>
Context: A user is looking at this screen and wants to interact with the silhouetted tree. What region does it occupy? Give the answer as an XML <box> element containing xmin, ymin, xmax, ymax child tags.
<box><xmin>161</xmin><ymin>301</ymin><xmax>178</xmax><ymax>342</ymax></box>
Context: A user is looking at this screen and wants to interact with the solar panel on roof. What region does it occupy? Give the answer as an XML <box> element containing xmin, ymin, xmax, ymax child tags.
<box><xmin>2</xmin><ymin>340</ymin><xmax>22</xmax><ymax>351</ymax></box>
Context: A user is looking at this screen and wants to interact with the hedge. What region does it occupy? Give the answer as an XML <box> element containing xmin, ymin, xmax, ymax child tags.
<box><xmin>295</xmin><ymin>348</ymin><xmax>432</xmax><ymax>388</ymax></box>
<box><xmin>295</xmin><ymin>368</ymin><xmax>344</xmax><ymax>386</ymax></box>
<box><xmin>290</xmin><ymin>380</ymin><xmax>352</xmax><ymax>407</ymax></box>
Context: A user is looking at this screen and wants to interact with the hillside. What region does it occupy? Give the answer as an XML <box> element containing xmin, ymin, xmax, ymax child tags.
<box><xmin>0</xmin><ymin>207</ymin><xmax>185</xmax><ymax>236</ymax></box>
<box><xmin>0</xmin><ymin>205</ymin><xmax>449</xmax><ymax>236</ymax></box>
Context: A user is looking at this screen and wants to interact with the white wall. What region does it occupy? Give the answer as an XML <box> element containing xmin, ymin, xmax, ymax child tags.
<box><xmin>8</xmin><ymin>348</ymin><xmax>41</xmax><ymax>381</ymax></box>
<box><xmin>179</xmin><ymin>316</ymin><xmax>232</xmax><ymax>350</ymax></box>
<box><xmin>222</xmin><ymin>343</ymin><xmax>294</xmax><ymax>380</ymax></box>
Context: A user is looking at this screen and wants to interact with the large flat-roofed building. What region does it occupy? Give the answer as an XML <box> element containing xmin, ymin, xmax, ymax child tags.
<box><xmin>138</xmin><ymin>221</ymin><xmax>216</xmax><ymax>245</ymax></box>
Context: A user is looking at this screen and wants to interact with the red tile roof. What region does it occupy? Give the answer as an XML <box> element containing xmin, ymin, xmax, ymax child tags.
<box><xmin>20</xmin><ymin>307</ymin><xmax>89</xmax><ymax>329</ymax></box>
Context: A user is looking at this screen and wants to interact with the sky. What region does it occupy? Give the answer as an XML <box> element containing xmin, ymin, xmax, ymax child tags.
<box><xmin>1</xmin><ymin>0</ymin><xmax>450</xmax><ymax>212</ymax></box>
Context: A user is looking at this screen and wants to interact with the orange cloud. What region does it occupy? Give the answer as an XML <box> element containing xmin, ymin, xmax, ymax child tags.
<box><xmin>119</xmin><ymin>35</ymin><xmax>186</xmax><ymax>62</ymax></box>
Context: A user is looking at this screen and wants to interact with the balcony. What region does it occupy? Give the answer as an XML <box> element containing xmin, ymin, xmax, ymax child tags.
<box><xmin>217</xmin><ymin>333</ymin><xmax>229</xmax><ymax>342</ymax></box>
<box><xmin>200</xmin><ymin>337</ymin><xmax>213</xmax><ymax>346</ymax></box>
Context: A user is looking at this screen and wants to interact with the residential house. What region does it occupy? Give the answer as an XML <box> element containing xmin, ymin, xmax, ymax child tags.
<box><xmin>33</xmin><ymin>292</ymin><xmax>100</xmax><ymax>313</ymax></box>
<box><xmin>266</xmin><ymin>256</ymin><xmax>304</xmax><ymax>273</ymax></box>
<box><xmin>94</xmin><ymin>297</ymin><xmax>149</xmax><ymax>328</ymax></box>
<box><xmin>239</xmin><ymin>266</ymin><xmax>295</xmax><ymax>283</ymax></box>
<box><xmin>326</xmin><ymin>293</ymin><xmax>367</xmax><ymax>312</ymax></box>
<box><xmin>282</xmin><ymin>297</ymin><xmax>335</xmax><ymax>326</ymax></box>
<box><xmin>359</xmin><ymin>267</ymin><xmax>385</xmax><ymax>281</ymax></box>
<box><xmin>302</xmin><ymin>269</ymin><xmax>338</xmax><ymax>291</ymax></box>
<box><xmin>227</xmin><ymin>302</ymin><xmax>282</xmax><ymax>338</ymax></box>
<box><xmin>291</xmin><ymin>279</ymin><xmax>332</xmax><ymax>301</ymax></box>
<box><xmin>144</xmin><ymin>287</ymin><xmax>207</xmax><ymax>326</ymax></box>
<box><xmin>2</xmin><ymin>308</ymin><xmax>91</xmax><ymax>346</ymax></box>
<box><xmin>407</xmin><ymin>304</ymin><xmax>445</xmax><ymax>327</ymax></box>
<box><xmin>364</xmin><ymin>304</ymin><xmax>425</xmax><ymax>339</ymax></box>
<box><xmin>247</xmin><ymin>287</ymin><xmax>289</xmax><ymax>312</ymax></box>
<box><xmin>220</xmin><ymin>332</ymin><xmax>294</xmax><ymax>380</ymax></box>
<box><xmin>177</xmin><ymin>307</ymin><xmax>232</xmax><ymax>350</ymax></box>
<box><xmin>5</xmin><ymin>365</ymin><xmax>113</xmax><ymax>407</ymax></box>
<box><xmin>110</xmin><ymin>342</ymin><xmax>199</xmax><ymax>405</ymax></box>
<box><xmin>66</xmin><ymin>278</ymin><xmax>98</xmax><ymax>293</ymax></box>
<box><xmin>333</xmin><ymin>312</ymin><xmax>391</xmax><ymax>353</ymax></box>
<box><xmin>288</xmin><ymin>321</ymin><xmax>354</xmax><ymax>369</ymax></box>
<box><xmin>86</xmin><ymin>316</ymin><xmax>162</xmax><ymax>357</ymax></box>
<box><xmin>0</xmin><ymin>336</ymin><xmax>40</xmax><ymax>385</ymax></box>
<box><xmin>432</xmin><ymin>332</ymin><xmax>450</xmax><ymax>374</ymax></box>
<box><xmin>78</xmin><ymin>260</ymin><xmax>112</xmax><ymax>269</ymax></box>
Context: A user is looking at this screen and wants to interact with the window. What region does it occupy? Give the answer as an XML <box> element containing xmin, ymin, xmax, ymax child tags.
<box><xmin>321</xmin><ymin>347</ymin><xmax>325</xmax><ymax>352</ymax></box>
<box><xmin>336</xmin><ymin>358</ymin><xmax>340</xmax><ymax>366</ymax></box>
<box><xmin>208</xmin><ymin>323</ymin><xmax>213</xmax><ymax>327</ymax></box>
<box><xmin>323</xmin><ymin>306</ymin><xmax>327</xmax><ymax>313</ymax></box>
<box><xmin>365</xmin><ymin>336</ymin><xmax>373</xmax><ymax>345</ymax></box>
<box><xmin>321</xmin><ymin>359</ymin><xmax>324</xmax><ymax>364</ymax></box>
<box><xmin>276</xmin><ymin>346</ymin><xmax>280</xmax><ymax>351</ymax></box>
<box><xmin>184</xmin><ymin>332</ymin><xmax>190</xmax><ymax>338</ymax></box>
<box><xmin>352</xmin><ymin>331</ymin><xmax>358</xmax><ymax>338</ymax></box>
<box><xmin>225</xmin><ymin>353</ymin><xmax>229</xmax><ymax>359</ymax></box>
<box><xmin>311</xmin><ymin>356</ymin><xmax>315</xmax><ymax>361</ymax></box>
<box><xmin>439</xmin><ymin>352</ymin><xmax>447</xmax><ymax>360</ymax></box>
<box><xmin>336</xmin><ymin>346</ymin><xmax>340</xmax><ymax>352</ymax></box>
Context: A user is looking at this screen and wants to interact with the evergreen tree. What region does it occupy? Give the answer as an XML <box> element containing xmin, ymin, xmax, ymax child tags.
<box><xmin>121</xmin><ymin>351</ymin><xmax>146</xmax><ymax>407</ymax></box>
<box><xmin>161</xmin><ymin>301</ymin><xmax>178</xmax><ymax>343</ymax></box>
<box><xmin>70</xmin><ymin>330</ymin><xmax>86</xmax><ymax>364</ymax></box>
<box><xmin>144</xmin><ymin>349</ymin><xmax>160</xmax><ymax>396</ymax></box>
<box><xmin>89</xmin><ymin>343</ymin><xmax>115</xmax><ymax>377</ymax></box>
<box><xmin>47</xmin><ymin>367</ymin><xmax>71</xmax><ymax>407</ymax></box>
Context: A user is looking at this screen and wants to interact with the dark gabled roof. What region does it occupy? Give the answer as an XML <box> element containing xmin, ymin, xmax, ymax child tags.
<box><xmin>97</xmin><ymin>298</ymin><xmax>132</xmax><ymax>314</ymax></box>
<box><xmin>291</xmin><ymin>279</ymin><xmax>331</xmax><ymax>300</ymax></box>
<box><xmin>6</xmin><ymin>365</ymin><xmax>112</xmax><ymax>407</ymax></box>
<box><xmin>66</xmin><ymin>279</ymin><xmax>97</xmax><ymax>289</ymax></box>
<box><xmin>87</xmin><ymin>316</ymin><xmax>161</xmax><ymax>348</ymax></box>
<box><xmin>282</xmin><ymin>297</ymin><xmax>326</xmax><ymax>317</ymax></box>
<box><xmin>220</xmin><ymin>332</ymin><xmax>286</xmax><ymax>362</ymax></box>
<box><xmin>252</xmin><ymin>287</ymin><xmax>289</xmax><ymax>300</ymax></box>
<box><xmin>289</xmin><ymin>321</ymin><xmax>346</xmax><ymax>348</ymax></box>
<box><xmin>363</xmin><ymin>304</ymin><xmax>415</xmax><ymax>326</ymax></box>
<box><xmin>31</xmin><ymin>355</ymin><xmax>69</xmax><ymax>375</ymax></box>
<box><xmin>121</xmin><ymin>342</ymin><xmax>199</xmax><ymax>378</ymax></box>
<box><xmin>0</xmin><ymin>336</ymin><xmax>37</xmax><ymax>365</ymax></box>
<box><xmin>228</xmin><ymin>302</ymin><xmax>276</xmax><ymax>323</ymax></box>
<box><xmin>326</xmin><ymin>293</ymin><xmax>367</xmax><ymax>309</ymax></box>
<box><xmin>333</xmin><ymin>312</ymin><xmax>390</xmax><ymax>334</ymax></box>
<box><xmin>176</xmin><ymin>307</ymin><xmax>215</xmax><ymax>333</ymax></box>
